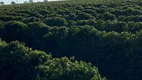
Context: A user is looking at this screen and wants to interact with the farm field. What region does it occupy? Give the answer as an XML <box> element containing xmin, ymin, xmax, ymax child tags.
<box><xmin>0</xmin><ymin>0</ymin><xmax>142</xmax><ymax>80</ymax></box>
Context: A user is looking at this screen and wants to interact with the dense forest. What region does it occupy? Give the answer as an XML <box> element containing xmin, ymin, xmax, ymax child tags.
<box><xmin>0</xmin><ymin>0</ymin><xmax>142</xmax><ymax>80</ymax></box>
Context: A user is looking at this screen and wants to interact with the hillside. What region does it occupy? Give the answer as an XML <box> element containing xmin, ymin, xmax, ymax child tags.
<box><xmin>0</xmin><ymin>0</ymin><xmax>142</xmax><ymax>80</ymax></box>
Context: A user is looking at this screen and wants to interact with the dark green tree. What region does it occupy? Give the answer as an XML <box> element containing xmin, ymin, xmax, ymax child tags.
<box><xmin>0</xmin><ymin>1</ymin><xmax>4</xmax><ymax>5</ymax></box>
<box><xmin>11</xmin><ymin>1</ymin><xmax>16</xmax><ymax>4</ymax></box>
<box><xmin>43</xmin><ymin>17</ymin><xmax>68</xmax><ymax>26</ymax></box>
<box><xmin>2</xmin><ymin>21</ymin><xmax>28</xmax><ymax>42</ymax></box>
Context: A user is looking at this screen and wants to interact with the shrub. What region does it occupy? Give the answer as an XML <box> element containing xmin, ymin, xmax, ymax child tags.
<box><xmin>2</xmin><ymin>21</ymin><xmax>28</xmax><ymax>42</ymax></box>
<box><xmin>43</xmin><ymin>17</ymin><xmax>68</xmax><ymax>26</ymax></box>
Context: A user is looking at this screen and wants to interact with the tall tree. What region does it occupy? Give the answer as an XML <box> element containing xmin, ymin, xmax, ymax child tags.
<box><xmin>11</xmin><ymin>1</ymin><xmax>16</xmax><ymax>4</ymax></box>
<box><xmin>0</xmin><ymin>1</ymin><xmax>4</xmax><ymax>5</ymax></box>
<box><xmin>44</xmin><ymin>0</ymin><xmax>48</xmax><ymax>2</ymax></box>
<box><xmin>29</xmin><ymin>0</ymin><xmax>33</xmax><ymax>3</ymax></box>
<box><xmin>24</xmin><ymin>1</ymin><xmax>28</xmax><ymax>4</ymax></box>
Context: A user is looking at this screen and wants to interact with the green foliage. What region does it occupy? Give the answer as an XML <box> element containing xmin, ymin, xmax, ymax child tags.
<box><xmin>43</xmin><ymin>17</ymin><xmax>68</xmax><ymax>26</ymax></box>
<box><xmin>2</xmin><ymin>21</ymin><xmax>28</xmax><ymax>42</ymax></box>
<box><xmin>27</xmin><ymin>22</ymin><xmax>49</xmax><ymax>49</ymax></box>
<box><xmin>76</xmin><ymin>12</ymin><xmax>95</xmax><ymax>20</ymax></box>
<box><xmin>0</xmin><ymin>41</ymin><xmax>51</xmax><ymax>80</ymax></box>
<box><xmin>37</xmin><ymin>57</ymin><xmax>106</xmax><ymax>80</ymax></box>
<box><xmin>0</xmin><ymin>40</ymin><xmax>104</xmax><ymax>80</ymax></box>
<box><xmin>103</xmin><ymin>12</ymin><xmax>116</xmax><ymax>21</ymax></box>
<box><xmin>0</xmin><ymin>1</ymin><xmax>142</xmax><ymax>80</ymax></box>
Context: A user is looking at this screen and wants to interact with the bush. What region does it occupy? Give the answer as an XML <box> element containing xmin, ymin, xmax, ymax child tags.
<box><xmin>1</xmin><ymin>21</ymin><xmax>28</xmax><ymax>42</ymax></box>
<box><xmin>37</xmin><ymin>57</ymin><xmax>106</xmax><ymax>80</ymax></box>
<box><xmin>0</xmin><ymin>41</ymin><xmax>51</xmax><ymax>80</ymax></box>
<box><xmin>103</xmin><ymin>12</ymin><xmax>116</xmax><ymax>21</ymax></box>
<box><xmin>43</xmin><ymin>17</ymin><xmax>68</xmax><ymax>26</ymax></box>
<box><xmin>0</xmin><ymin>40</ymin><xmax>105</xmax><ymax>80</ymax></box>
<box><xmin>76</xmin><ymin>12</ymin><xmax>94</xmax><ymax>20</ymax></box>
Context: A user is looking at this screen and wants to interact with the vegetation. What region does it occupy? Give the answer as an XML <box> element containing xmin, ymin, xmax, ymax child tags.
<box><xmin>0</xmin><ymin>40</ymin><xmax>105</xmax><ymax>80</ymax></box>
<box><xmin>0</xmin><ymin>0</ymin><xmax>142</xmax><ymax>80</ymax></box>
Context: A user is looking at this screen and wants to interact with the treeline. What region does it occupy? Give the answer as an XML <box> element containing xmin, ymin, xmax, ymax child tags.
<box><xmin>0</xmin><ymin>0</ymin><xmax>48</xmax><ymax>5</ymax></box>
<box><xmin>0</xmin><ymin>1</ymin><xmax>142</xmax><ymax>80</ymax></box>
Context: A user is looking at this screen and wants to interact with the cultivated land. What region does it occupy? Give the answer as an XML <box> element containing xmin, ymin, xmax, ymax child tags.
<box><xmin>0</xmin><ymin>0</ymin><xmax>142</xmax><ymax>80</ymax></box>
